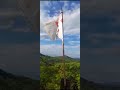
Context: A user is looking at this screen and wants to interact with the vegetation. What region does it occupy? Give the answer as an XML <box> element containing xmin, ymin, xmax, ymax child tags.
<box><xmin>40</xmin><ymin>53</ymin><xmax>80</xmax><ymax>90</ymax></box>
<box><xmin>1</xmin><ymin>53</ymin><xmax>120</xmax><ymax>90</ymax></box>
<box><xmin>40</xmin><ymin>53</ymin><xmax>120</xmax><ymax>90</ymax></box>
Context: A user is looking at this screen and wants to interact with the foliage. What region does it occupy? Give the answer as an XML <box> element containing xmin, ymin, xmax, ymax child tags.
<box><xmin>40</xmin><ymin>54</ymin><xmax>80</xmax><ymax>90</ymax></box>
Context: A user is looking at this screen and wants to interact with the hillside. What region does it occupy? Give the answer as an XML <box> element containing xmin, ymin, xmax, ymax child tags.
<box><xmin>40</xmin><ymin>53</ymin><xmax>79</xmax><ymax>63</ymax></box>
<box><xmin>81</xmin><ymin>77</ymin><xmax>120</xmax><ymax>90</ymax></box>
<box><xmin>40</xmin><ymin>53</ymin><xmax>120</xmax><ymax>90</ymax></box>
<box><xmin>0</xmin><ymin>69</ymin><xmax>39</xmax><ymax>90</ymax></box>
<box><xmin>40</xmin><ymin>53</ymin><xmax>80</xmax><ymax>90</ymax></box>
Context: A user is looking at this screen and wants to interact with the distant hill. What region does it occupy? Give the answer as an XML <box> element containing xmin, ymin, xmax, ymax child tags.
<box><xmin>40</xmin><ymin>53</ymin><xmax>47</xmax><ymax>57</ymax></box>
<box><xmin>40</xmin><ymin>53</ymin><xmax>80</xmax><ymax>63</ymax></box>
<box><xmin>81</xmin><ymin>77</ymin><xmax>120</xmax><ymax>90</ymax></box>
<box><xmin>0</xmin><ymin>69</ymin><xmax>39</xmax><ymax>90</ymax></box>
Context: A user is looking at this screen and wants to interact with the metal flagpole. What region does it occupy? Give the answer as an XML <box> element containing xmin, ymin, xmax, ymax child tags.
<box><xmin>61</xmin><ymin>7</ymin><xmax>66</xmax><ymax>88</ymax></box>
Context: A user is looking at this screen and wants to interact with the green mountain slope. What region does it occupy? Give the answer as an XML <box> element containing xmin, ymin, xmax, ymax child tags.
<box><xmin>40</xmin><ymin>53</ymin><xmax>120</xmax><ymax>90</ymax></box>
<box><xmin>40</xmin><ymin>53</ymin><xmax>80</xmax><ymax>90</ymax></box>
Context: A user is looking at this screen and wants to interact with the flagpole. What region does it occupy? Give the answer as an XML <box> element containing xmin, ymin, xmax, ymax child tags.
<box><xmin>61</xmin><ymin>7</ymin><xmax>66</xmax><ymax>87</ymax></box>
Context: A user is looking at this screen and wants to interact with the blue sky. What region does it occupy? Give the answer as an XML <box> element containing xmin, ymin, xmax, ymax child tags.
<box><xmin>40</xmin><ymin>1</ymin><xmax>80</xmax><ymax>58</ymax></box>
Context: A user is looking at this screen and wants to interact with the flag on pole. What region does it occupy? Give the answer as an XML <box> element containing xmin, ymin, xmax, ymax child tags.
<box><xmin>56</xmin><ymin>13</ymin><xmax>63</xmax><ymax>41</ymax></box>
<box><xmin>43</xmin><ymin>9</ymin><xmax>66</xmax><ymax>87</ymax></box>
<box><xmin>44</xmin><ymin>21</ymin><xmax>58</xmax><ymax>40</ymax></box>
<box><xmin>44</xmin><ymin>12</ymin><xmax>63</xmax><ymax>41</ymax></box>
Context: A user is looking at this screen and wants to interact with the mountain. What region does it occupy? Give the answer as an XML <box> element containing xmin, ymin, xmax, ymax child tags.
<box><xmin>40</xmin><ymin>53</ymin><xmax>120</xmax><ymax>90</ymax></box>
<box><xmin>0</xmin><ymin>69</ymin><xmax>15</xmax><ymax>79</ymax></box>
<box><xmin>40</xmin><ymin>53</ymin><xmax>80</xmax><ymax>90</ymax></box>
<box><xmin>81</xmin><ymin>77</ymin><xmax>120</xmax><ymax>90</ymax></box>
<box><xmin>40</xmin><ymin>53</ymin><xmax>80</xmax><ymax>62</ymax></box>
<box><xmin>0</xmin><ymin>69</ymin><xmax>39</xmax><ymax>90</ymax></box>
<box><xmin>40</xmin><ymin>53</ymin><xmax>47</xmax><ymax>57</ymax></box>
<box><xmin>74</xmin><ymin>58</ymin><xmax>80</xmax><ymax>60</ymax></box>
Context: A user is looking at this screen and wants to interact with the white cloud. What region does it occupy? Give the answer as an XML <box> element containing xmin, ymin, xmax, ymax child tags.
<box><xmin>40</xmin><ymin>33</ymin><xmax>50</xmax><ymax>40</ymax></box>
<box><xmin>40</xmin><ymin>44</ymin><xmax>80</xmax><ymax>58</ymax></box>
<box><xmin>40</xmin><ymin>1</ymin><xmax>80</xmax><ymax>58</ymax></box>
<box><xmin>68</xmin><ymin>41</ymin><xmax>80</xmax><ymax>45</ymax></box>
<box><xmin>40</xmin><ymin>1</ymin><xmax>80</xmax><ymax>37</ymax></box>
<box><xmin>63</xmin><ymin>8</ymin><xmax>80</xmax><ymax>35</ymax></box>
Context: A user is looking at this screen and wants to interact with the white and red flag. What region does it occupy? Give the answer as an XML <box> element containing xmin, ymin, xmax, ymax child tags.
<box><xmin>56</xmin><ymin>13</ymin><xmax>63</xmax><ymax>41</ymax></box>
<box><xmin>44</xmin><ymin>11</ymin><xmax>66</xmax><ymax>85</ymax></box>
<box><xmin>44</xmin><ymin>12</ymin><xmax>63</xmax><ymax>41</ymax></box>
<box><xmin>44</xmin><ymin>20</ymin><xmax>58</xmax><ymax>40</ymax></box>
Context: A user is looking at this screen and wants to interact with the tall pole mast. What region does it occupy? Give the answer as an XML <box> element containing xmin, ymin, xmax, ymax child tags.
<box><xmin>61</xmin><ymin>7</ymin><xmax>66</xmax><ymax>87</ymax></box>
<box><xmin>56</xmin><ymin>0</ymin><xmax>66</xmax><ymax>88</ymax></box>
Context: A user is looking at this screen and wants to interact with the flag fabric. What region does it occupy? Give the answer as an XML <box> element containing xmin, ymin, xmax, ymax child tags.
<box><xmin>56</xmin><ymin>13</ymin><xmax>63</xmax><ymax>41</ymax></box>
<box><xmin>44</xmin><ymin>21</ymin><xmax>58</xmax><ymax>40</ymax></box>
<box><xmin>43</xmin><ymin>12</ymin><xmax>63</xmax><ymax>41</ymax></box>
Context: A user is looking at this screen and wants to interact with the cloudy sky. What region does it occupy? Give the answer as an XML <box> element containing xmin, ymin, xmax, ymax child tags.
<box><xmin>0</xmin><ymin>0</ymin><xmax>40</xmax><ymax>79</ymax></box>
<box><xmin>81</xmin><ymin>0</ymin><xmax>120</xmax><ymax>83</ymax></box>
<box><xmin>40</xmin><ymin>1</ymin><xmax>80</xmax><ymax>58</ymax></box>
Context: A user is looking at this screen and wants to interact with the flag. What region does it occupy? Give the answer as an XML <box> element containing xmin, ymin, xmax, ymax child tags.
<box><xmin>44</xmin><ymin>21</ymin><xmax>58</xmax><ymax>40</ymax></box>
<box><xmin>43</xmin><ymin>12</ymin><xmax>63</xmax><ymax>41</ymax></box>
<box><xmin>56</xmin><ymin>13</ymin><xmax>63</xmax><ymax>41</ymax></box>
